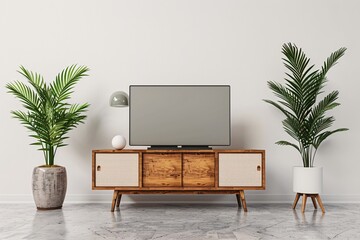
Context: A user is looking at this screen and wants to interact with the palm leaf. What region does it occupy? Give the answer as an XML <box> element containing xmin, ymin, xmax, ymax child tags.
<box><xmin>276</xmin><ymin>140</ymin><xmax>300</xmax><ymax>152</ymax></box>
<box><xmin>319</xmin><ymin>47</ymin><xmax>347</xmax><ymax>79</ymax></box>
<box><xmin>263</xmin><ymin>99</ymin><xmax>295</xmax><ymax>119</ymax></box>
<box><xmin>18</xmin><ymin>65</ymin><xmax>46</xmax><ymax>93</ymax></box>
<box><xmin>282</xmin><ymin>117</ymin><xmax>300</xmax><ymax>141</ymax></box>
<box><xmin>51</xmin><ymin>65</ymin><xmax>89</xmax><ymax>103</ymax></box>
<box><xmin>313</xmin><ymin>128</ymin><xmax>349</xmax><ymax>149</ymax></box>
<box><xmin>6</xmin><ymin>81</ymin><xmax>41</xmax><ymax>113</ymax></box>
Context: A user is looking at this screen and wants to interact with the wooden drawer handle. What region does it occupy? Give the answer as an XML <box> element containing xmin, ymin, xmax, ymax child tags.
<box><xmin>97</xmin><ymin>165</ymin><xmax>101</xmax><ymax>171</ymax></box>
<box><xmin>257</xmin><ymin>165</ymin><xmax>261</xmax><ymax>171</ymax></box>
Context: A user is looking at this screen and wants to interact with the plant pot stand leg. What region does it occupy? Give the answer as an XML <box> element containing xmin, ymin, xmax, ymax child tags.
<box><xmin>315</xmin><ymin>194</ymin><xmax>325</xmax><ymax>213</ymax></box>
<box><xmin>292</xmin><ymin>193</ymin><xmax>301</xmax><ymax>209</ymax></box>
<box><xmin>301</xmin><ymin>194</ymin><xmax>307</xmax><ymax>212</ymax></box>
<box><xmin>311</xmin><ymin>196</ymin><xmax>318</xmax><ymax>209</ymax></box>
<box><xmin>239</xmin><ymin>190</ymin><xmax>247</xmax><ymax>212</ymax></box>
<box><xmin>292</xmin><ymin>193</ymin><xmax>325</xmax><ymax>213</ymax></box>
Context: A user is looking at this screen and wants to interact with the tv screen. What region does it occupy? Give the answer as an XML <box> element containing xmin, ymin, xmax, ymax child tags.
<box><xmin>129</xmin><ymin>85</ymin><xmax>230</xmax><ymax>148</ymax></box>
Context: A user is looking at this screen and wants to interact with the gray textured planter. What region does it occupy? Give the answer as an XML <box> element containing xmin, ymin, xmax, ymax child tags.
<box><xmin>32</xmin><ymin>166</ymin><xmax>67</xmax><ymax>210</ymax></box>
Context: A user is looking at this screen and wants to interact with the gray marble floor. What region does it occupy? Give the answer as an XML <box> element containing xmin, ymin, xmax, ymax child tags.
<box><xmin>0</xmin><ymin>203</ymin><xmax>359</xmax><ymax>240</ymax></box>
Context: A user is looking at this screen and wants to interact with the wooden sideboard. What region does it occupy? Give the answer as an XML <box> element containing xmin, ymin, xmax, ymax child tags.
<box><xmin>92</xmin><ymin>149</ymin><xmax>265</xmax><ymax>211</ymax></box>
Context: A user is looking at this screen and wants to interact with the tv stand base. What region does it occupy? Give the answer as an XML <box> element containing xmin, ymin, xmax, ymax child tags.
<box><xmin>93</xmin><ymin>149</ymin><xmax>265</xmax><ymax>213</ymax></box>
<box><xmin>110</xmin><ymin>190</ymin><xmax>248</xmax><ymax>212</ymax></box>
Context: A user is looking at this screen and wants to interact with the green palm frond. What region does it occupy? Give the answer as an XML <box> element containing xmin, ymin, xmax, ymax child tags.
<box><xmin>276</xmin><ymin>141</ymin><xmax>300</xmax><ymax>152</ymax></box>
<box><xmin>263</xmin><ymin>99</ymin><xmax>295</xmax><ymax>119</ymax></box>
<box><xmin>282</xmin><ymin>117</ymin><xmax>300</xmax><ymax>141</ymax></box>
<box><xmin>313</xmin><ymin>128</ymin><xmax>348</xmax><ymax>150</ymax></box>
<box><xmin>6</xmin><ymin>81</ymin><xmax>41</xmax><ymax>113</ymax></box>
<box><xmin>51</xmin><ymin>65</ymin><xmax>89</xmax><ymax>103</ymax></box>
<box><xmin>264</xmin><ymin>43</ymin><xmax>348</xmax><ymax>167</ymax></box>
<box><xmin>18</xmin><ymin>65</ymin><xmax>46</xmax><ymax>93</ymax></box>
<box><xmin>319</xmin><ymin>48</ymin><xmax>346</xmax><ymax>79</ymax></box>
<box><xmin>6</xmin><ymin>65</ymin><xmax>90</xmax><ymax>166</ymax></box>
<box><xmin>266</xmin><ymin>81</ymin><xmax>305</xmax><ymax>118</ymax></box>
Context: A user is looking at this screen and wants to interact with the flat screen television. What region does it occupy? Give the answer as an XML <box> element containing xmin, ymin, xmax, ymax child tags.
<box><xmin>129</xmin><ymin>85</ymin><xmax>230</xmax><ymax>149</ymax></box>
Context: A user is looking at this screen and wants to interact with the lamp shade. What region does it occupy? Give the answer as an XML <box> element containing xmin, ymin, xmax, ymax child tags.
<box><xmin>109</xmin><ymin>91</ymin><xmax>129</xmax><ymax>107</ymax></box>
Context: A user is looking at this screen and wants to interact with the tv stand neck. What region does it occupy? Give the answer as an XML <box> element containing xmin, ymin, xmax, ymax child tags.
<box><xmin>148</xmin><ymin>146</ymin><xmax>212</xmax><ymax>150</ymax></box>
<box><xmin>148</xmin><ymin>146</ymin><xmax>179</xmax><ymax>150</ymax></box>
<box><xmin>180</xmin><ymin>146</ymin><xmax>212</xmax><ymax>150</ymax></box>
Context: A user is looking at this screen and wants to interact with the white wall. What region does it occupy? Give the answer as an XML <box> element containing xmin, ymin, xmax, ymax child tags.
<box><xmin>1</xmin><ymin>0</ymin><xmax>359</xmax><ymax>203</ymax></box>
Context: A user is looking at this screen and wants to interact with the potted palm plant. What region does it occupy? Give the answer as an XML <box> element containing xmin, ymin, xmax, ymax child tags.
<box><xmin>264</xmin><ymin>43</ymin><xmax>348</xmax><ymax>210</ymax></box>
<box><xmin>6</xmin><ymin>65</ymin><xmax>89</xmax><ymax>210</ymax></box>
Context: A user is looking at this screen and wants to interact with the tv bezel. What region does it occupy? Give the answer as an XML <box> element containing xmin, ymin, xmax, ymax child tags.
<box><xmin>129</xmin><ymin>85</ymin><xmax>231</xmax><ymax>148</ymax></box>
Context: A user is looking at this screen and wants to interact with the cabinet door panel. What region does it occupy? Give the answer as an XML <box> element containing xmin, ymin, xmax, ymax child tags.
<box><xmin>96</xmin><ymin>153</ymin><xmax>139</xmax><ymax>187</ymax></box>
<box><xmin>143</xmin><ymin>153</ymin><xmax>182</xmax><ymax>187</ymax></box>
<box><xmin>183</xmin><ymin>153</ymin><xmax>215</xmax><ymax>187</ymax></box>
<box><xmin>219</xmin><ymin>153</ymin><xmax>262</xmax><ymax>187</ymax></box>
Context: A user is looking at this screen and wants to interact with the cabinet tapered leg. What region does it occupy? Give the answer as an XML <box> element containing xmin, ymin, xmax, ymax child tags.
<box><xmin>236</xmin><ymin>194</ymin><xmax>241</xmax><ymax>207</ymax></box>
<box><xmin>239</xmin><ymin>190</ymin><xmax>247</xmax><ymax>212</ymax></box>
<box><xmin>116</xmin><ymin>192</ymin><xmax>122</xmax><ymax>208</ymax></box>
<box><xmin>111</xmin><ymin>190</ymin><xmax>118</xmax><ymax>212</ymax></box>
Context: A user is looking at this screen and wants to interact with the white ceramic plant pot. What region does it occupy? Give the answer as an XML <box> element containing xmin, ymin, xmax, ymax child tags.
<box><xmin>293</xmin><ymin>166</ymin><xmax>323</xmax><ymax>194</ymax></box>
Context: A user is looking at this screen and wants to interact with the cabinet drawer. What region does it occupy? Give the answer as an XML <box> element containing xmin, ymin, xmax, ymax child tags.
<box><xmin>219</xmin><ymin>153</ymin><xmax>262</xmax><ymax>187</ymax></box>
<box><xmin>143</xmin><ymin>153</ymin><xmax>182</xmax><ymax>187</ymax></box>
<box><xmin>95</xmin><ymin>153</ymin><xmax>139</xmax><ymax>187</ymax></box>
